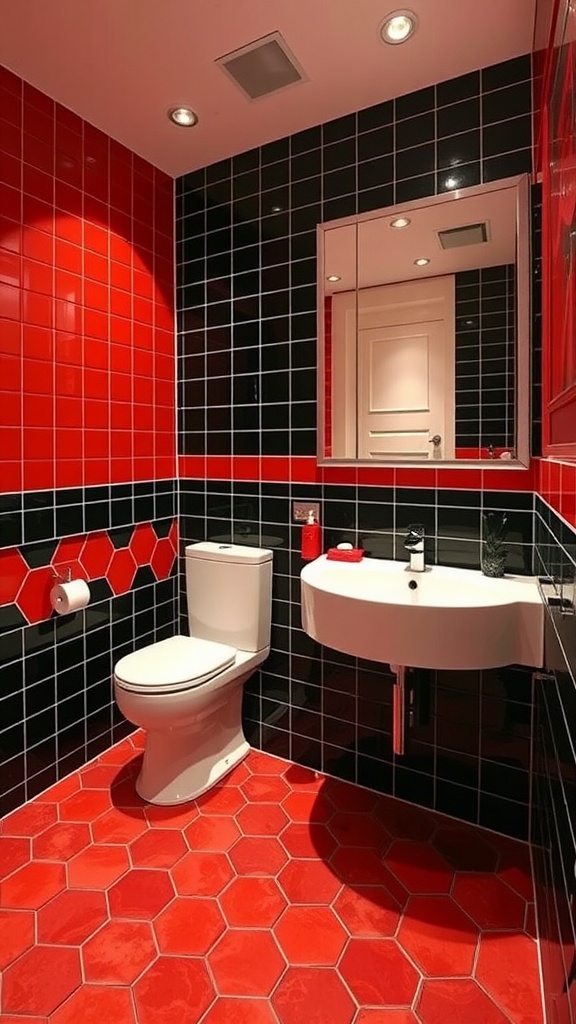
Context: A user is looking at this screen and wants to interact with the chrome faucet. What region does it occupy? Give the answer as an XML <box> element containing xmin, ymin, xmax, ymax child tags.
<box><xmin>404</xmin><ymin>524</ymin><xmax>425</xmax><ymax>572</ymax></box>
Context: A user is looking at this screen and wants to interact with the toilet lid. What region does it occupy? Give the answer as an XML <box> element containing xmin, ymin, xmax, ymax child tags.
<box><xmin>114</xmin><ymin>635</ymin><xmax>237</xmax><ymax>691</ymax></box>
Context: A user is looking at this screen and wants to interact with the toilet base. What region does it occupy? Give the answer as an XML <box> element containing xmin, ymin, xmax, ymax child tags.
<box><xmin>135</xmin><ymin>688</ymin><xmax>250</xmax><ymax>804</ymax></box>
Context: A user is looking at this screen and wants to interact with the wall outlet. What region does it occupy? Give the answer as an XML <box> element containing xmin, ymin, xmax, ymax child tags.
<box><xmin>293</xmin><ymin>502</ymin><xmax>320</xmax><ymax>522</ymax></box>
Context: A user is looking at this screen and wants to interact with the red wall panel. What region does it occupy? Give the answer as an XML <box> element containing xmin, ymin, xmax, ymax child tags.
<box><xmin>0</xmin><ymin>65</ymin><xmax>175</xmax><ymax>493</ymax></box>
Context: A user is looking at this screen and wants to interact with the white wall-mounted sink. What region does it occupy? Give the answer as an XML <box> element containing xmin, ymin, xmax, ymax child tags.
<box><xmin>301</xmin><ymin>556</ymin><xmax>544</xmax><ymax>670</ymax></box>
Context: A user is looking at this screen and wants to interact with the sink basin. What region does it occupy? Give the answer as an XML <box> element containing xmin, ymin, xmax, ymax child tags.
<box><xmin>300</xmin><ymin>556</ymin><xmax>544</xmax><ymax>670</ymax></box>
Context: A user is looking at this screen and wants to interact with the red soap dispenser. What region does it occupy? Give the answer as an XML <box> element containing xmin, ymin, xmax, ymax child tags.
<box><xmin>301</xmin><ymin>510</ymin><xmax>322</xmax><ymax>561</ymax></box>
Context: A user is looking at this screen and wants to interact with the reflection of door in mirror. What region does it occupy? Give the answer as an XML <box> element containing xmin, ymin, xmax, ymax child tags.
<box><xmin>332</xmin><ymin>278</ymin><xmax>455</xmax><ymax>459</ymax></box>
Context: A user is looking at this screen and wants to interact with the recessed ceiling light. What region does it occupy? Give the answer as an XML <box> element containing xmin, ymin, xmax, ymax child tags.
<box><xmin>380</xmin><ymin>9</ymin><xmax>418</xmax><ymax>44</ymax></box>
<box><xmin>414</xmin><ymin>258</ymin><xmax>430</xmax><ymax>267</ymax></box>
<box><xmin>390</xmin><ymin>216</ymin><xmax>411</xmax><ymax>228</ymax></box>
<box><xmin>327</xmin><ymin>275</ymin><xmax>341</xmax><ymax>282</ymax></box>
<box><xmin>168</xmin><ymin>106</ymin><xmax>199</xmax><ymax>127</ymax></box>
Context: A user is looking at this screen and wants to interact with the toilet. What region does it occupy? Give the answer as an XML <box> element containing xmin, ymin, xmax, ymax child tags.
<box><xmin>113</xmin><ymin>542</ymin><xmax>273</xmax><ymax>805</ymax></box>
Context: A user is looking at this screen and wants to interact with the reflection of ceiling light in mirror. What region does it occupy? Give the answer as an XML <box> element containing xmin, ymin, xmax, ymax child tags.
<box><xmin>414</xmin><ymin>258</ymin><xmax>430</xmax><ymax>267</ymax></box>
<box><xmin>444</xmin><ymin>176</ymin><xmax>459</xmax><ymax>189</ymax></box>
<box><xmin>390</xmin><ymin>216</ymin><xmax>411</xmax><ymax>228</ymax></box>
<box><xmin>327</xmin><ymin>275</ymin><xmax>341</xmax><ymax>282</ymax></box>
<box><xmin>168</xmin><ymin>107</ymin><xmax>199</xmax><ymax>127</ymax></box>
<box><xmin>271</xmin><ymin>205</ymin><xmax>283</xmax><ymax>213</ymax></box>
<box><xmin>380</xmin><ymin>9</ymin><xmax>418</xmax><ymax>43</ymax></box>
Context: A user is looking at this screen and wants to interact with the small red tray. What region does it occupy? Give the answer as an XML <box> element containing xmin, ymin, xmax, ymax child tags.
<box><xmin>326</xmin><ymin>548</ymin><xmax>365</xmax><ymax>562</ymax></box>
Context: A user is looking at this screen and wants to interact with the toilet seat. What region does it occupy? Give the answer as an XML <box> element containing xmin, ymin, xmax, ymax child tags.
<box><xmin>114</xmin><ymin>635</ymin><xmax>237</xmax><ymax>694</ymax></box>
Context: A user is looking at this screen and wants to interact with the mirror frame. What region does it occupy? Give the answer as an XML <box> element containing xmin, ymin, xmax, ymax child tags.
<box><xmin>316</xmin><ymin>174</ymin><xmax>531</xmax><ymax>469</ymax></box>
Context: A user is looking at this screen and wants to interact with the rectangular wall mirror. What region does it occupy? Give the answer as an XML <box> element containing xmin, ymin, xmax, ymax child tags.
<box><xmin>317</xmin><ymin>174</ymin><xmax>530</xmax><ymax>467</ymax></box>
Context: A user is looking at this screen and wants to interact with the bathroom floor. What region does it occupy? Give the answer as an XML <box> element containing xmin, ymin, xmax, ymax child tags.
<box><xmin>0</xmin><ymin>733</ymin><xmax>543</xmax><ymax>1024</ymax></box>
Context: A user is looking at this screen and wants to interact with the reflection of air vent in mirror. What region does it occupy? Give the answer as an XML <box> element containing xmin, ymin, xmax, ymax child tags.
<box><xmin>215</xmin><ymin>32</ymin><xmax>306</xmax><ymax>100</ymax></box>
<box><xmin>437</xmin><ymin>222</ymin><xmax>489</xmax><ymax>249</ymax></box>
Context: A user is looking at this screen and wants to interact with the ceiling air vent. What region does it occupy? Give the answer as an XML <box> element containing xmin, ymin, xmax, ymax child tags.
<box><xmin>437</xmin><ymin>222</ymin><xmax>489</xmax><ymax>249</ymax></box>
<box><xmin>215</xmin><ymin>32</ymin><xmax>307</xmax><ymax>100</ymax></box>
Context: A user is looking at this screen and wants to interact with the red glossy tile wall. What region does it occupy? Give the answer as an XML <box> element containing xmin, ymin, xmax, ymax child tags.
<box><xmin>0</xmin><ymin>64</ymin><xmax>175</xmax><ymax>494</ymax></box>
<box><xmin>537</xmin><ymin>458</ymin><xmax>576</xmax><ymax>529</ymax></box>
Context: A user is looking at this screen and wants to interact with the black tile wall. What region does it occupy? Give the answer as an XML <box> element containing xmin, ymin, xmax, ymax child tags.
<box><xmin>179</xmin><ymin>478</ymin><xmax>536</xmax><ymax>839</ymax></box>
<box><xmin>455</xmin><ymin>264</ymin><xmax>516</xmax><ymax>452</ymax></box>
<box><xmin>0</xmin><ymin>481</ymin><xmax>179</xmax><ymax>816</ymax></box>
<box><xmin>533</xmin><ymin>497</ymin><xmax>576</xmax><ymax>1021</ymax></box>
<box><xmin>176</xmin><ymin>54</ymin><xmax>533</xmax><ymax>461</ymax></box>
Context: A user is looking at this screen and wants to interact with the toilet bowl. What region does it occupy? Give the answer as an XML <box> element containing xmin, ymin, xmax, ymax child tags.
<box><xmin>113</xmin><ymin>542</ymin><xmax>272</xmax><ymax>805</ymax></box>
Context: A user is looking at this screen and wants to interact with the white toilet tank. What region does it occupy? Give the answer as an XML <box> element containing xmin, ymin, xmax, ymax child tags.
<box><xmin>185</xmin><ymin>542</ymin><xmax>273</xmax><ymax>652</ymax></box>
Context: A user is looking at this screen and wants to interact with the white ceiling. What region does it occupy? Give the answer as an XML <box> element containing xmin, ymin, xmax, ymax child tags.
<box><xmin>0</xmin><ymin>0</ymin><xmax>536</xmax><ymax>178</ymax></box>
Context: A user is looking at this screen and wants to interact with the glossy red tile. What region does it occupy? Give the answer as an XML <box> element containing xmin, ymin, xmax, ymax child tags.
<box><xmin>281</xmin><ymin>790</ymin><xmax>333</xmax><ymax>822</ymax></box>
<box><xmin>1</xmin><ymin>859</ymin><xmax>66</xmax><ymax>909</ymax></box>
<box><xmin>59</xmin><ymin>787</ymin><xmax>111</xmax><ymax>821</ymax></box>
<box><xmin>1</xmin><ymin>944</ymin><xmax>82</xmax><ymax>1016</ymax></box>
<box><xmin>91</xmin><ymin>806</ymin><xmax>148</xmax><ymax>844</ymax></box>
<box><xmin>272</xmin><ymin>967</ymin><xmax>356</xmax><ymax>1024</ymax></box>
<box><xmin>0</xmin><ymin>835</ymin><xmax>31</xmax><ymax>878</ymax></box>
<box><xmin>236</xmin><ymin>802</ymin><xmax>289</xmax><ymax>836</ymax></box>
<box><xmin>228</xmin><ymin>836</ymin><xmax>288</xmax><ymax>876</ymax></box>
<box><xmin>185</xmin><ymin>814</ymin><xmax>241</xmax><ymax>852</ymax></box>
<box><xmin>398</xmin><ymin>895</ymin><xmax>479</xmax><ymax>976</ymax></box>
<box><xmin>218</xmin><ymin>875</ymin><xmax>287</xmax><ymax>928</ymax></box>
<box><xmin>108</xmin><ymin>868</ymin><xmax>174</xmax><ymax>918</ymax></box>
<box><xmin>171</xmin><ymin>850</ymin><xmax>234</xmax><ymax>896</ymax></box>
<box><xmin>154</xmin><ymin>896</ymin><xmax>226</xmax><ymax>955</ymax></box>
<box><xmin>331</xmin><ymin>847</ymin><xmax>396</xmax><ymax>886</ymax></box>
<box><xmin>82</xmin><ymin>919</ymin><xmax>156</xmax><ymax>984</ymax></box>
<box><xmin>279</xmin><ymin>821</ymin><xmax>338</xmax><ymax>859</ymax></box>
<box><xmin>208</xmin><ymin>928</ymin><xmax>286</xmax><ymax>996</ymax></box>
<box><xmin>67</xmin><ymin>843</ymin><xmax>130</xmax><ymax>889</ymax></box>
<box><xmin>386</xmin><ymin>840</ymin><xmax>454</xmax><ymax>893</ymax></box>
<box><xmin>328</xmin><ymin>810</ymin><xmax>389</xmax><ymax>849</ymax></box>
<box><xmin>134</xmin><ymin>957</ymin><xmax>215</xmax><ymax>1024</ymax></box>
<box><xmin>50</xmin><ymin>985</ymin><xmax>137</xmax><ymax>1024</ymax></box>
<box><xmin>130</xmin><ymin>828</ymin><xmax>187</xmax><ymax>868</ymax></box>
<box><xmin>278</xmin><ymin>858</ymin><xmax>342</xmax><ymax>904</ymax></box>
<box><xmin>334</xmin><ymin>884</ymin><xmax>402</xmax><ymax>937</ymax></box>
<box><xmin>433</xmin><ymin>826</ymin><xmax>498</xmax><ymax>871</ymax></box>
<box><xmin>37</xmin><ymin>888</ymin><xmax>108</xmax><ymax>945</ymax></box>
<box><xmin>417</xmin><ymin>978</ymin><xmax>511</xmax><ymax>1024</ymax></box>
<box><xmin>0</xmin><ymin>908</ymin><xmax>35</xmax><ymax>969</ymax></box>
<box><xmin>453</xmin><ymin>873</ymin><xmax>526</xmax><ymax>929</ymax></box>
<box><xmin>274</xmin><ymin>905</ymin><xmax>347</xmax><ymax>965</ymax></box>
<box><xmin>202</xmin><ymin>998</ymin><xmax>279</xmax><ymax>1024</ymax></box>
<box><xmin>476</xmin><ymin>932</ymin><xmax>544</xmax><ymax>1023</ymax></box>
<box><xmin>340</xmin><ymin>938</ymin><xmax>420</xmax><ymax>1006</ymax></box>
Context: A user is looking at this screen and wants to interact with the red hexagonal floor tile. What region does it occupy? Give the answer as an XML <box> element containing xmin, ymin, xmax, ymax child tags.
<box><xmin>236</xmin><ymin>802</ymin><xmax>289</xmax><ymax>837</ymax></box>
<box><xmin>80</xmin><ymin>531</ymin><xmax>114</xmax><ymax>578</ymax></box>
<box><xmin>0</xmin><ymin>836</ymin><xmax>31</xmax><ymax>878</ymax></box>
<box><xmin>219</xmin><ymin>876</ymin><xmax>287</xmax><ymax>928</ymax></box>
<box><xmin>68</xmin><ymin>844</ymin><xmax>130</xmax><ymax>889</ymax></box>
<box><xmin>196</xmin><ymin>784</ymin><xmax>246</xmax><ymax>815</ymax></box>
<box><xmin>185</xmin><ymin>814</ymin><xmax>241</xmax><ymax>851</ymax></box>
<box><xmin>1</xmin><ymin>799</ymin><xmax>57</xmax><ymax>836</ymax></box>
<box><xmin>274</xmin><ymin>905</ymin><xmax>347</xmax><ymax>965</ymax></box>
<box><xmin>35</xmin><ymin>772</ymin><xmax>80</xmax><ymax>804</ymax></box>
<box><xmin>1</xmin><ymin>860</ymin><xmax>66</xmax><ymax>909</ymax></box>
<box><xmin>433</xmin><ymin>827</ymin><xmax>498</xmax><ymax>872</ymax></box>
<box><xmin>107</xmin><ymin>547</ymin><xmax>137</xmax><ymax>595</ymax></box>
<box><xmin>145</xmin><ymin>800</ymin><xmax>199</xmax><ymax>829</ymax></box>
<box><xmin>339</xmin><ymin>938</ymin><xmax>420</xmax><ymax>1006</ymax></box>
<box><xmin>59</xmin><ymin>788</ymin><xmax>112</xmax><ymax>822</ymax></box>
<box><xmin>91</xmin><ymin>806</ymin><xmax>148</xmax><ymax>844</ymax></box>
<box><xmin>81</xmin><ymin>762</ymin><xmax>126</xmax><ymax>789</ymax></box>
<box><xmin>386</xmin><ymin>841</ymin><xmax>453</xmax><ymax>893</ymax></box>
<box><xmin>282</xmin><ymin>763</ymin><xmax>324</xmax><ymax>791</ymax></box>
<box><xmin>398</xmin><ymin>895</ymin><xmax>479</xmax><ymax>976</ymax></box>
<box><xmin>130</xmin><ymin>523</ymin><xmax>157</xmax><ymax>565</ymax></box>
<box><xmin>130</xmin><ymin>828</ymin><xmax>187</xmax><ymax>868</ymax></box>
<box><xmin>417</xmin><ymin>978</ymin><xmax>511</xmax><ymax>1024</ymax></box>
<box><xmin>331</xmin><ymin>847</ymin><xmax>395</xmax><ymax>886</ymax></box>
<box><xmin>281</xmin><ymin>791</ymin><xmax>333</xmax><ymax>823</ymax></box>
<box><xmin>32</xmin><ymin>821</ymin><xmax>91</xmax><ymax>861</ymax></box>
<box><xmin>279</xmin><ymin>821</ymin><xmax>338</xmax><ymax>860</ymax></box>
<box><xmin>134</xmin><ymin>957</ymin><xmax>215</xmax><ymax>1024</ymax></box>
<box><xmin>50</xmin><ymin>984</ymin><xmax>137</xmax><ymax>1024</ymax></box>
<box><xmin>334</xmin><ymin>885</ymin><xmax>402</xmax><ymax>937</ymax></box>
<box><xmin>154</xmin><ymin>897</ymin><xmax>226</xmax><ymax>955</ymax></box>
<box><xmin>108</xmin><ymin>868</ymin><xmax>174</xmax><ymax>919</ymax></box>
<box><xmin>325</xmin><ymin>778</ymin><xmax>379</xmax><ymax>813</ymax></box>
<box><xmin>328</xmin><ymin>810</ymin><xmax>390</xmax><ymax>850</ymax></box>
<box><xmin>241</xmin><ymin>774</ymin><xmax>291</xmax><ymax>803</ymax></box>
<box><xmin>356</xmin><ymin>1013</ymin><xmax>418</xmax><ymax>1024</ymax></box>
<box><xmin>82</xmin><ymin>920</ymin><xmax>156</xmax><ymax>984</ymax></box>
<box><xmin>376</xmin><ymin>796</ymin><xmax>438</xmax><ymax>841</ymax></box>
<box><xmin>476</xmin><ymin>932</ymin><xmax>543</xmax><ymax>1024</ymax></box>
<box><xmin>150</xmin><ymin>537</ymin><xmax>176</xmax><ymax>580</ymax></box>
<box><xmin>202</xmin><ymin>998</ymin><xmax>279</xmax><ymax>1024</ymax></box>
<box><xmin>1</xmin><ymin>945</ymin><xmax>82</xmax><ymax>1016</ymax></box>
<box><xmin>453</xmin><ymin>873</ymin><xmax>526</xmax><ymax>930</ymax></box>
<box><xmin>247</xmin><ymin>749</ymin><xmax>287</xmax><ymax>775</ymax></box>
<box><xmin>278</xmin><ymin>859</ymin><xmax>342</xmax><ymax>904</ymax></box>
<box><xmin>0</xmin><ymin>909</ymin><xmax>35</xmax><ymax>969</ymax></box>
<box><xmin>272</xmin><ymin>967</ymin><xmax>356</xmax><ymax>1024</ymax></box>
<box><xmin>229</xmin><ymin>836</ymin><xmax>288</xmax><ymax>876</ymax></box>
<box><xmin>15</xmin><ymin>565</ymin><xmax>55</xmax><ymax>618</ymax></box>
<box><xmin>171</xmin><ymin>850</ymin><xmax>234</xmax><ymax>896</ymax></box>
<box><xmin>208</xmin><ymin>928</ymin><xmax>286</xmax><ymax>996</ymax></box>
<box><xmin>0</xmin><ymin>547</ymin><xmax>29</xmax><ymax>604</ymax></box>
<box><xmin>37</xmin><ymin>888</ymin><xmax>108</xmax><ymax>945</ymax></box>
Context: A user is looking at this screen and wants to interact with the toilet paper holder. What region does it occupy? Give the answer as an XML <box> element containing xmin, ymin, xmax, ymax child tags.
<box><xmin>52</xmin><ymin>566</ymin><xmax>73</xmax><ymax>583</ymax></box>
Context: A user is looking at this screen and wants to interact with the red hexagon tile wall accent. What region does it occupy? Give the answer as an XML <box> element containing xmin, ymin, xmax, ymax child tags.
<box><xmin>1</xmin><ymin>519</ymin><xmax>177</xmax><ymax>625</ymax></box>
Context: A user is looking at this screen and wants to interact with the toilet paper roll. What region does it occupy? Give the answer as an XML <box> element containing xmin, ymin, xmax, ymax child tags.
<box><xmin>50</xmin><ymin>579</ymin><xmax>91</xmax><ymax>615</ymax></box>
